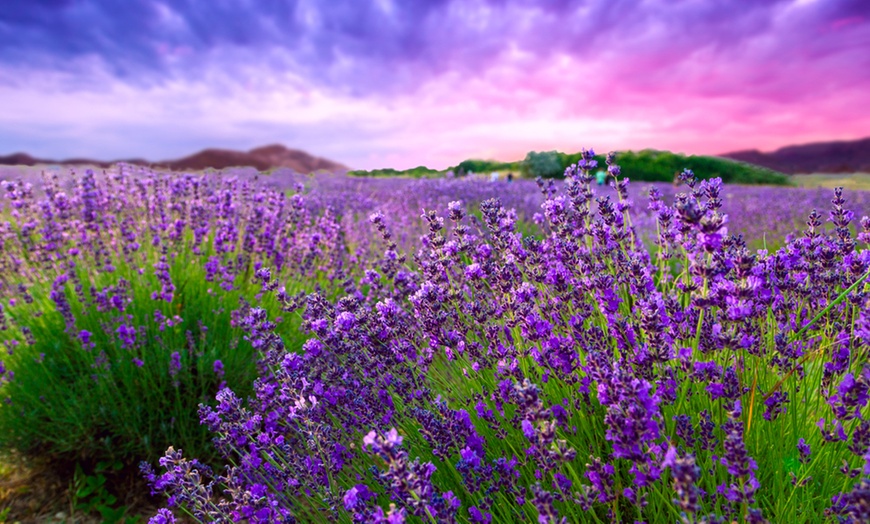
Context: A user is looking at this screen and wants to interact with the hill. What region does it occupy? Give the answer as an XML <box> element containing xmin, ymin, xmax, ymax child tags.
<box><xmin>720</xmin><ymin>137</ymin><xmax>870</xmax><ymax>174</ymax></box>
<box><xmin>0</xmin><ymin>145</ymin><xmax>348</xmax><ymax>174</ymax></box>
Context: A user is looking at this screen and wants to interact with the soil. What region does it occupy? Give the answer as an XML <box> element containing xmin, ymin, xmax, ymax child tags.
<box><xmin>0</xmin><ymin>455</ymin><xmax>163</xmax><ymax>524</ymax></box>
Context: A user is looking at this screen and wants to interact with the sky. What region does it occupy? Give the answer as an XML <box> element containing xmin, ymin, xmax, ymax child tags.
<box><xmin>0</xmin><ymin>0</ymin><xmax>868</xmax><ymax>170</ymax></box>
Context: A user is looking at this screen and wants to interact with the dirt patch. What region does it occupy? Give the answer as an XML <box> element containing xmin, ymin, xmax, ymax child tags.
<box><xmin>0</xmin><ymin>455</ymin><xmax>164</xmax><ymax>523</ymax></box>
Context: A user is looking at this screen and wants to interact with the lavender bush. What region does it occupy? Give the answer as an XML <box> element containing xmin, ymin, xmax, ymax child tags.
<box><xmin>2</xmin><ymin>153</ymin><xmax>870</xmax><ymax>523</ymax></box>
<box><xmin>0</xmin><ymin>166</ymin><xmax>354</xmax><ymax>467</ymax></box>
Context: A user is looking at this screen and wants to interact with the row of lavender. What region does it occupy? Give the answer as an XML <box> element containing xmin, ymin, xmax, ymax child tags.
<box><xmin>1</xmin><ymin>158</ymin><xmax>869</xmax><ymax>522</ymax></box>
<box><xmin>302</xmin><ymin>170</ymin><xmax>870</xmax><ymax>253</ymax></box>
<box><xmin>146</xmin><ymin>159</ymin><xmax>870</xmax><ymax>522</ymax></box>
<box><xmin>5</xmin><ymin>163</ymin><xmax>866</xmax><ymax>250</ymax></box>
<box><xmin>0</xmin><ymin>165</ymin><xmax>355</xmax><ymax>467</ymax></box>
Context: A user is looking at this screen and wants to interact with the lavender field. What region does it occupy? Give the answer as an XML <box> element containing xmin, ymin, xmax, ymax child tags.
<box><xmin>1</xmin><ymin>156</ymin><xmax>870</xmax><ymax>523</ymax></box>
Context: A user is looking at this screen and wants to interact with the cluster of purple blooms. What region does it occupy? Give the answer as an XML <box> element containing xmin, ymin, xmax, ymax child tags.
<box><xmin>141</xmin><ymin>155</ymin><xmax>869</xmax><ymax>522</ymax></box>
<box><xmin>0</xmin><ymin>165</ymin><xmax>358</xmax><ymax>464</ymax></box>
<box><xmin>2</xmin><ymin>156</ymin><xmax>870</xmax><ymax>523</ymax></box>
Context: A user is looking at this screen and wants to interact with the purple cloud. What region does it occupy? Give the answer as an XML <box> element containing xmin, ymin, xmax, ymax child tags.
<box><xmin>2</xmin><ymin>0</ymin><xmax>862</xmax><ymax>96</ymax></box>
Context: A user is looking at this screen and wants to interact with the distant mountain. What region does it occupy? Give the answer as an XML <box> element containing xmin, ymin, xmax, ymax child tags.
<box><xmin>719</xmin><ymin>137</ymin><xmax>870</xmax><ymax>174</ymax></box>
<box><xmin>0</xmin><ymin>144</ymin><xmax>349</xmax><ymax>174</ymax></box>
<box><xmin>0</xmin><ymin>153</ymin><xmax>40</xmax><ymax>166</ymax></box>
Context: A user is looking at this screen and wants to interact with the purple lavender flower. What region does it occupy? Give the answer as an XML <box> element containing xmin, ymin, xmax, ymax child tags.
<box><xmin>335</xmin><ymin>311</ymin><xmax>357</xmax><ymax>332</ymax></box>
<box><xmin>468</xmin><ymin>506</ymin><xmax>492</xmax><ymax>524</ymax></box>
<box><xmin>148</xmin><ymin>509</ymin><xmax>176</xmax><ymax>524</ymax></box>
<box><xmin>763</xmin><ymin>391</ymin><xmax>789</xmax><ymax>421</ymax></box>
<box><xmin>116</xmin><ymin>324</ymin><xmax>136</xmax><ymax>349</ymax></box>
<box><xmin>343</xmin><ymin>484</ymin><xmax>373</xmax><ymax>511</ymax></box>
<box><xmin>169</xmin><ymin>351</ymin><xmax>182</xmax><ymax>377</ymax></box>
<box><xmin>797</xmin><ymin>438</ymin><xmax>811</xmax><ymax>464</ymax></box>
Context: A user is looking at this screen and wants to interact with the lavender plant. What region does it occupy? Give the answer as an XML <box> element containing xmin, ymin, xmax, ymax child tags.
<box><xmin>137</xmin><ymin>153</ymin><xmax>870</xmax><ymax>523</ymax></box>
<box><xmin>0</xmin><ymin>166</ymin><xmax>353</xmax><ymax>469</ymax></box>
<box><xmin>4</xmin><ymin>156</ymin><xmax>870</xmax><ymax>523</ymax></box>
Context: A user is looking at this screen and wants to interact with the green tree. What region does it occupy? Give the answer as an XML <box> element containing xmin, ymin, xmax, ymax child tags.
<box><xmin>523</xmin><ymin>151</ymin><xmax>563</xmax><ymax>178</ymax></box>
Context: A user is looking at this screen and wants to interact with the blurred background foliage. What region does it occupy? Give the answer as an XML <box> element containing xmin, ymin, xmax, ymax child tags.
<box><xmin>348</xmin><ymin>148</ymin><xmax>791</xmax><ymax>186</ymax></box>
